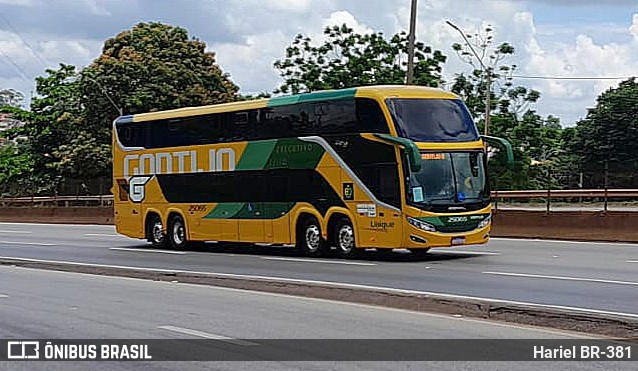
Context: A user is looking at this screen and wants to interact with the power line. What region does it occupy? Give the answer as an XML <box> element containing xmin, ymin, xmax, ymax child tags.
<box><xmin>512</xmin><ymin>75</ymin><xmax>634</xmax><ymax>80</ymax></box>
<box><xmin>0</xmin><ymin>48</ymin><xmax>33</xmax><ymax>84</ymax></box>
<box><xmin>0</xmin><ymin>13</ymin><xmax>49</xmax><ymax>69</ymax></box>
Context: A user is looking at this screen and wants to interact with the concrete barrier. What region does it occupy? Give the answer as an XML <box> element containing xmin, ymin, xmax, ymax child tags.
<box><xmin>0</xmin><ymin>207</ymin><xmax>114</xmax><ymax>225</ymax></box>
<box><xmin>492</xmin><ymin>210</ymin><xmax>638</xmax><ymax>243</ymax></box>
<box><xmin>1</xmin><ymin>206</ymin><xmax>637</xmax><ymax>243</ymax></box>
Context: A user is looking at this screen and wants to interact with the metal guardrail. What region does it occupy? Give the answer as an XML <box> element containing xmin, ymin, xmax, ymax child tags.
<box><xmin>0</xmin><ymin>189</ymin><xmax>637</xmax><ymax>208</ymax></box>
<box><xmin>0</xmin><ymin>195</ymin><xmax>113</xmax><ymax>208</ymax></box>
<box><xmin>491</xmin><ymin>189</ymin><xmax>638</xmax><ymax>199</ymax></box>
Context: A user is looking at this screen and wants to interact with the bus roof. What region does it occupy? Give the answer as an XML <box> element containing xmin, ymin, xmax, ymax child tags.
<box><xmin>123</xmin><ymin>85</ymin><xmax>460</xmax><ymax>123</ymax></box>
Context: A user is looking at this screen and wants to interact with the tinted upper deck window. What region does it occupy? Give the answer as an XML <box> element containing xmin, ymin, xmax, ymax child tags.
<box><xmin>386</xmin><ymin>98</ymin><xmax>479</xmax><ymax>142</ymax></box>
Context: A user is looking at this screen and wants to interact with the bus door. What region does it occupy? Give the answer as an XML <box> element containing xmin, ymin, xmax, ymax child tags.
<box><xmin>350</xmin><ymin>165</ymin><xmax>403</xmax><ymax>248</ymax></box>
<box><xmin>113</xmin><ymin>179</ymin><xmax>144</xmax><ymax>238</ymax></box>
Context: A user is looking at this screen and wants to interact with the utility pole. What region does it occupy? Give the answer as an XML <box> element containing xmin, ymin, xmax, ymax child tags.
<box><xmin>406</xmin><ymin>0</ymin><xmax>418</xmax><ymax>85</ymax></box>
<box><xmin>446</xmin><ymin>20</ymin><xmax>491</xmax><ymax>136</ymax></box>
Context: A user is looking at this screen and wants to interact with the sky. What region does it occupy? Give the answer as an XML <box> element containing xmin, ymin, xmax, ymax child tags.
<box><xmin>0</xmin><ymin>0</ymin><xmax>637</xmax><ymax>126</ymax></box>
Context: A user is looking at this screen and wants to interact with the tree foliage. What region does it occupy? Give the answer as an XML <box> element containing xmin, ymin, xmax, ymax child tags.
<box><xmin>274</xmin><ymin>24</ymin><xmax>446</xmax><ymax>93</ymax></box>
<box><xmin>82</xmin><ymin>22</ymin><xmax>239</xmax><ymax>137</ymax></box>
<box><xmin>0</xmin><ymin>22</ymin><xmax>240</xmax><ymax>193</ymax></box>
<box><xmin>569</xmin><ymin>78</ymin><xmax>638</xmax><ymax>188</ymax></box>
<box><xmin>448</xmin><ymin>25</ymin><xmax>553</xmax><ymax>189</ymax></box>
<box><xmin>450</xmin><ymin>25</ymin><xmax>540</xmax><ymax>121</ymax></box>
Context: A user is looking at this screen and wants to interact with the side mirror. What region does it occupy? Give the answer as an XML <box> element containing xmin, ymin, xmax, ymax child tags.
<box><xmin>374</xmin><ymin>134</ymin><xmax>421</xmax><ymax>172</ymax></box>
<box><xmin>481</xmin><ymin>135</ymin><xmax>514</xmax><ymax>168</ymax></box>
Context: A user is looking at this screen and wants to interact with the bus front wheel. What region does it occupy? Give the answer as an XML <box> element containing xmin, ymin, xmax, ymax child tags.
<box><xmin>168</xmin><ymin>214</ymin><xmax>188</xmax><ymax>250</ymax></box>
<box><xmin>147</xmin><ymin>214</ymin><xmax>167</xmax><ymax>248</ymax></box>
<box><xmin>297</xmin><ymin>216</ymin><xmax>328</xmax><ymax>257</ymax></box>
<box><xmin>409</xmin><ymin>248</ymin><xmax>431</xmax><ymax>259</ymax></box>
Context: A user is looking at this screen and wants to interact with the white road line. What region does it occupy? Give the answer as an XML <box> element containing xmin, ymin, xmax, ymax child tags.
<box><xmin>0</xmin><ymin>230</ymin><xmax>33</xmax><ymax>234</ymax></box>
<box><xmin>0</xmin><ymin>294</ymin><xmax>8</xmax><ymax>298</ymax></box>
<box><xmin>0</xmin><ymin>222</ymin><xmax>115</xmax><ymax>228</ymax></box>
<box><xmin>491</xmin><ymin>237</ymin><xmax>638</xmax><ymax>247</ymax></box>
<box><xmin>2</xmin><ymin>256</ymin><xmax>638</xmax><ymax>320</ymax></box>
<box><xmin>261</xmin><ymin>257</ymin><xmax>376</xmax><ymax>266</ymax></box>
<box><xmin>157</xmin><ymin>326</ymin><xmax>256</xmax><ymax>346</ymax></box>
<box><xmin>0</xmin><ymin>241</ymin><xmax>56</xmax><ymax>246</ymax></box>
<box><xmin>430</xmin><ymin>250</ymin><xmax>501</xmax><ymax>256</ymax></box>
<box><xmin>109</xmin><ymin>247</ymin><xmax>186</xmax><ymax>255</ymax></box>
<box><xmin>85</xmin><ymin>233</ymin><xmax>122</xmax><ymax>237</ymax></box>
<box><xmin>627</xmin><ymin>260</ymin><xmax>638</xmax><ymax>263</ymax></box>
<box><xmin>483</xmin><ymin>271</ymin><xmax>638</xmax><ymax>287</ymax></box>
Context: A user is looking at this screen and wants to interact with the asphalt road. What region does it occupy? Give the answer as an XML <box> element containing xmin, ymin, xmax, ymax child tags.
<box><xmin>0</xmin><ymin>265</ymin><xmax>632</xmax><ymax>371</ymax></box>
<box><xmin>0</xmin><ymin>222</ymin><xmax>637</xmax><ymax>316</ymax></box>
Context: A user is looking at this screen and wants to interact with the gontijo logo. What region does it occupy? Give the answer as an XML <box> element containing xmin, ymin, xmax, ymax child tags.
<box><xmin>123</xmin><ymin>148</ymin><xmax>236</xmax><ymax>178</ymax></box>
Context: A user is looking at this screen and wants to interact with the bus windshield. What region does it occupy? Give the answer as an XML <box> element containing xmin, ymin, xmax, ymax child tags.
<box><xmin>386</xmin><ymin>98</ymin><xmax>479</xmax><ymax>142</ymax></box>
<box><xmin>406</xmin><ymin>151</ymin><xmax>489</xmax><ymax>209</ymax></box>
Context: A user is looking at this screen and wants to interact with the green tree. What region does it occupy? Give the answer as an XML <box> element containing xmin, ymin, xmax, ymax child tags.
<box><xmin>570</xmin><ymin>78</ymin><xmax>638</xmax><ymax>188</ymax></box>
<box><xmin>274</xmin><ymin>24</ymin><xmax>447</xmax><ymax>93</ymax></box>
<box><xmin>82</xmin><ymin>22</ymin><xmax>240</xmax><ymax>144</ymax></box>
<box><xmin>449</xmin><ymin>25</ymin><xmax>556</xmax><ymax>190</ymax></box>
<box><xmin>450</xmin><ymin>25</ymin><xmax>540</xmax><ymax>123</ymax></box>
<box><xmin>0</xmin><ymin>143</ymin><xmax>34</xmax><ymax>195</ymax></box>
<box><xmin>1</xmin><ymin>64</ymin><xmax>84</xmax><ymax>192</ymax></box>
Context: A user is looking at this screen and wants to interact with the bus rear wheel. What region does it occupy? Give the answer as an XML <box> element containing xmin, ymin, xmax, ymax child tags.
<box><xmin>297</xmin><ymin>216</ymin><xmax>328</xmax><ymax>257</ymax></box>
<box><xmin>334</xmin><ymin>218</ymin><xmax>361</xmax><ymax>259</ymax></box>
<box><xmin>168</xmin><ymin>214</ymin><xmax>188</xmax><ymax>250</ymax></box>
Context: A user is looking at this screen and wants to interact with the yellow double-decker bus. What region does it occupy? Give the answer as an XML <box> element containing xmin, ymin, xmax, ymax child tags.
<box><xmin>112</xmin><ymin>85</ymin><xmax>512</xmax><ymax>257</ymax></box>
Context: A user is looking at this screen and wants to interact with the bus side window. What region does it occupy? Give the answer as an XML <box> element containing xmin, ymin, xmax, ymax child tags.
<box><xmin>356</xmin><ymin>98</ymin><xmax>390</xmax><ymax>134</ymax></box>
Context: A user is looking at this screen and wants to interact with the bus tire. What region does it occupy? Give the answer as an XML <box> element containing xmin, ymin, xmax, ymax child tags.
<box><xmin>146</xmin><ymin>214</ymin><xmax>167</xmax><ymax>248</ymax></box>
<box><xmin>409</xmin><ymin>248</ymin><xmax>431</xmax><ymax>258</ymax></box>
<box><xmin>334</xmin><ymin>217</ymin><xmax>360</xmax><ymax>258</ymax></box>
<box><xmin>297</xmin><ymin>216</ymin><xmax>328</xmax><ymax>257</ymax></box>
<box><xmin>168</xmin><ymin>214</ymin><xmax>188</xmax><ymax>250</ymax></box>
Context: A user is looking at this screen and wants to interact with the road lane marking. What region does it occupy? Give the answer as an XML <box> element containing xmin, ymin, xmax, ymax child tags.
<box><xmin>0</xmin><ymin>230</ymin><xmax>33</xmax><ymax>234</ymax></box>
<box><xmin>0</xmin><ymin>294</ymin><xmax>7</xmax><ymax>298</ymax></box>
<box><xmin>85</xmin><ymin>233</ymin><xmax>122</xmax><ymax>237</ymax></box>
<box><xmin>157</xmin><ymin>326</ymin><xmax>256</xmax><ymax>346</ymax></box>
<box><xmin>483</xmin><ymin>271</ymin><xmax>638</xmax><ymax>286</ymax></box>
<box><xmin>2</xmin><ymin>256</ymin><xmax>638</xmax><ymax>320</ymax></box>
<box><xmin>109</xmin><ymin>247</ymin><xmax>186</xmax><ymax>255</ymax></box>
<box><xmin>430</xmin><ymin>250</ymin><xmax>501</xmax><ymax>256</ymax></box>
<box><xmin>491</xmin><ymin>237</ymin><xmax>638</xmax><ymax>247</ymax></box>
<box><xmin>0</xmin><ymin>265</ymin><xmax>593</xmax><ymax>339</ymax></box>
<box><xmin>627</xmin><ymin>260</ymin><xmax>638</xmax><ymax>263</ymax></box>
<box><xmin>0</xmin><ymin>241</ymin><xmax>56</xmax><ymax>246</ymax></box>
<box><xmin>261</xmin><ymin>257</ymin><xmax>376</xmax><ymax>266</ymax></box>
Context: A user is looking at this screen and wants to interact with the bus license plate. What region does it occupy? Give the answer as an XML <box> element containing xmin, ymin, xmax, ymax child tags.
<box><xmin>451</xmin><ymin>237</ymin><xmax>466</xmax><ymax>245</ymax></box>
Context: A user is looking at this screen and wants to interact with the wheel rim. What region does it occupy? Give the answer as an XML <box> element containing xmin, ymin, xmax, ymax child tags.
<box><xmin>151</xmin><ymin>220</ymin><xmax>164</xmax><ymax>244</ymax></box>
<box><xmin>337</xmin><ymin>224</ymin><xmax>354</xmax><ymax>253</ymax></box>
<box><xmin>305</xmin><ymin>224</ymin><xmax>321</xmax><ymax>252</ymax></box>
<box><xmin>172</xmin><ymin>220</ymin><xmax>185</xmax><ymax>246</ymax></box>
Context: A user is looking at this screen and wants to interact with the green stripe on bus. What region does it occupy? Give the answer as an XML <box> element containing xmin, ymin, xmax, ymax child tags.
<box><xmin>264</xmin><ymin>139</ymin><xmax>325</xmax><ymax>169</ymax></box>
<box><xmin>267</xmin><ymin>88</ymin><xmax>357</xmax><ymax>107</ymax></box>
<box><xmin>204</xmin><ymin>203</ymin><xmax>245</xmax><ymax>219</ymax></box>
<box><xmin>236</xmin><ymin>140</ymin><xmax>278</xmax><ymax>170</ymax></box>
<box><xmin>204</xmin><ymin>139</ymin><xmax>325</xmax><ymax>219</ymax></box>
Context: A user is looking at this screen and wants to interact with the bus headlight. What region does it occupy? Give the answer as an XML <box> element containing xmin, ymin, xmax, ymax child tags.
<box><xmin>477</xmin><ymin>214</ymin><xmax>491</xmax><ymax>229</ymax></box>
<box><xmin>407</xmin><ymin>217</ymin><xmax>436</xmax><ymax>232</ymax></box>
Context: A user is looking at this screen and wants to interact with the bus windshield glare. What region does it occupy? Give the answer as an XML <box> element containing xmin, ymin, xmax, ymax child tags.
<box><xmin>386</xmin><ymin>98</ymin><xmax>479</xmax><ymax>142</ymax></box>
<box><xmin>407</xmin><ymin>151</ymin><xmax>489</xmax><ymax>208</ymax></box>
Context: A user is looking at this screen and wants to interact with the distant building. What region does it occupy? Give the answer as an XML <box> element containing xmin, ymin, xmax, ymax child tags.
<box><xmin>0</xmin><ymin>112</ymin><xmax>26</xmax><ymax>145</ymax></box>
